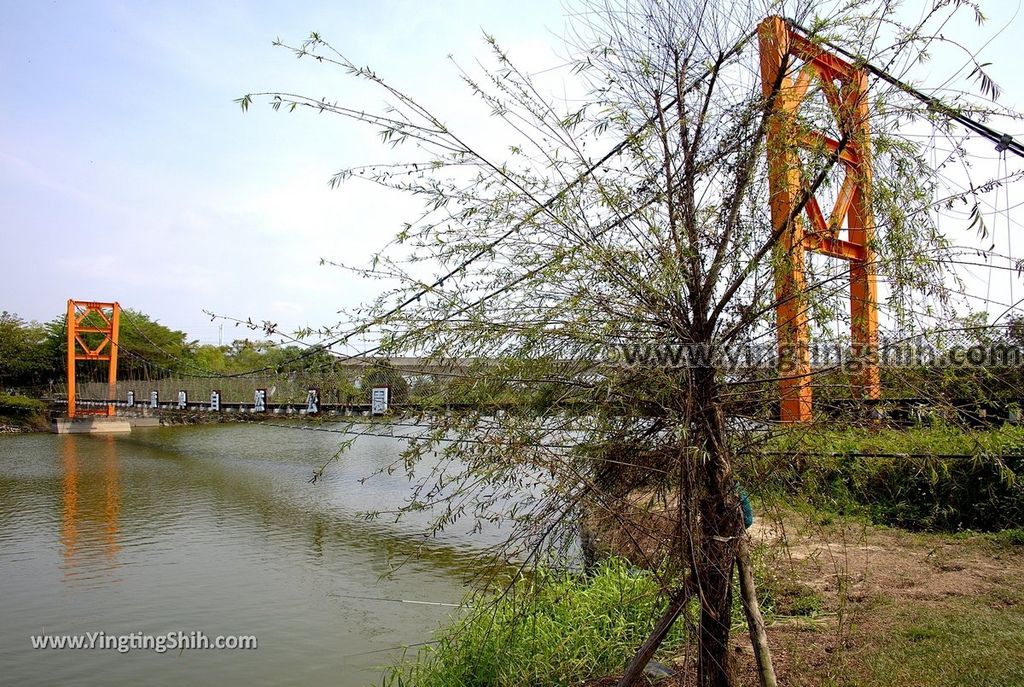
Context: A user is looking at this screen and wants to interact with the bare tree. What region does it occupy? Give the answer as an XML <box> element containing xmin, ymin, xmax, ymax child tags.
<box><xmin>238</xmin><ymin>1</ymin><xmax>1021</xmax><ymax>685</ymax></box>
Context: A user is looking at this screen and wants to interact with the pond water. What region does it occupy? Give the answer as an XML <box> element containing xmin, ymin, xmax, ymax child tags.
<box><xmin>0</xmin><ymin>423</ymin><xmax>498</xmax><ymax>686</ymax></box>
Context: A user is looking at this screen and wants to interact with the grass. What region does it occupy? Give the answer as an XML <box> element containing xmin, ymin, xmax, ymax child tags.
<box><xmin>379</xmin><ymin>506</ymin><xmax>1024</xmax><ymax>687</ymax></box>
<box><xmin>381</xmin><ymin>559</ymin><xmax>688</xmax><ymax>687</ymax></box>
<box><xmin>989</xmin><ymin>527</ymin><xmax>1024</xmax><ymax>547</ymax></box>
<box><xmin>843</xmin><ymin>602</ymin><xmax>1024</xmax><ymax>687</ymax></box>
<box><xmin>751</xmin><ymin>424</ymin><xmax>1024</xmax><ymax>531</ymax></box>
<box><xmin>736</xmin><ymin>508</ymin><xmax>1024</xmax><ymax>687</ymax></box>
<box><xmin>767</xmin><ymin>424</ymin><xmax>1024</xmax><ymax>457</ymax></box>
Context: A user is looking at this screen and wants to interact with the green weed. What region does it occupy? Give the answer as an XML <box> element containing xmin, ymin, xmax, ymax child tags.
<box><xmin>380</xmin><ymin>559</ymin><xmax>687</xmax><ymax>687</ymax></box>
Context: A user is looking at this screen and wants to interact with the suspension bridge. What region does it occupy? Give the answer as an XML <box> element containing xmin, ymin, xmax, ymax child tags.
<box><xmin>49</xmin><ymin>17</ymin><xmax>1024</xmax><ymax>434</ymax></box>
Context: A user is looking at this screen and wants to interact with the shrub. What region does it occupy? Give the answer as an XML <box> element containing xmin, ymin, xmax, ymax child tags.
<box><xmin>0</xmin><ymin>391</ymin><xmax>46</xmax><ymax>415</ymax></box>
<box><xmin>0</xmin><ymin>392</ymin><xmax>48</xmax><ymax>430</ymax></box>
<box><xmin>751</xmin><ymin>426</ymin><xmax>1024</xmax><ymax>531</ymax></box>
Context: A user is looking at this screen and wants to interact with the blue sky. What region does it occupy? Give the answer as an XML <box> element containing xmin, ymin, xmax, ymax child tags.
<box><xmin>0</xmin><ymin>0</ymin><xmax>569</xmax><ymax>344</ymax></box>
<box><xmin>2</xmin><ymin>0</ymin><xmax>1022</xmax><ymax>344</ymax></box>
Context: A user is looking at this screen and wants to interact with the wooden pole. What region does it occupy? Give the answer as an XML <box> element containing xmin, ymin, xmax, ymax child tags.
<box><xmin>615</xmin><ymin>580</ymin><xmax>692</xmax><ymax>687</ymax></box>
<box><xmin>737</xmin><ymin>537</ymin><xmax>777</xmax><ymax>687</ymax></box>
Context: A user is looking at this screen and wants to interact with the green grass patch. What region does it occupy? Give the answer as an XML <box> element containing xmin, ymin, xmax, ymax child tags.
<box><xmin>989</xmin><ymin>527</ymin><xmax>1024</xmax><ymax>547</ymax></box>
<box><xmin>742</xmin><ymin>543</ymin><xmax>823</xmax><ymax>622</ymax></box>
<box><xmin>381</xmin><ymin>559</ymin><xmax>687</xmax><ymax>687</ymax></box>
<box><xmin>847</xmin><ymin>602</ymin><xmax>1024</xmax><ymax>687</ymax></box>
<box><xmin>0</xmin><ymin>391</ymin><xmax>46</xmax><ymax>414</ymax></box>
<box><xmin>767</xmin><ymin>424</ymin><xmax>1024</xmax><ymax>457</ymax></box>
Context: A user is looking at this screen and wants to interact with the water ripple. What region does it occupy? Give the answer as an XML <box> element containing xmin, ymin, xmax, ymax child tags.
<box><xmin>0</xmin><ymin>425</ymin><xmax>495</xmax><ymax>687</ymax></box>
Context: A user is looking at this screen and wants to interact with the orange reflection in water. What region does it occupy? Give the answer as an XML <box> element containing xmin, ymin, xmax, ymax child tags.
<box><xmin>59</xmin><ymin>436</ymin><xmax>121</xmax><ymax>577</ymax></box>
<box><xmin>59</xmin><ymin>438</ymin><xmax>78</xmax><ymax>565</ymax></box>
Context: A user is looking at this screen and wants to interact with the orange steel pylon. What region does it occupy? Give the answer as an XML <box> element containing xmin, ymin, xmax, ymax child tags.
<box><xmin>66</xmin><ymin>300</ymin><xmax>121</xmax><ymax>418</ymax></box>
<box><xmin>758</xmin><ymin>17</ymin><xmax>880</xmax><ymax>423</ymax></box>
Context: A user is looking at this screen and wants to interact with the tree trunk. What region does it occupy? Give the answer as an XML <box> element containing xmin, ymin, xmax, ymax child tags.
<box><xmin>693</xmin><ymin>368</ymin><xmax>742</xmax><ymax>687</ymax></box>
<box><xmin>617</xmin><ymin>368</ymin><xmax>742</xmax><ymax>687</ymax></box>
<box><xmin>696</xmin><ymin>505</ymin><xmax>738</xmax><ymax>687</ymax></box>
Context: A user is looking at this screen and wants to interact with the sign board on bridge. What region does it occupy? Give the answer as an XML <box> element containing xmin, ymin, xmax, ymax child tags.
<box><xmin>305</xmin><ymin>389</ymin><xmax>319</xmax><ymax>415</ymax></box>
<box><xmin>371</xmin><ymin>387</ymin><xmax>389</xmax><ymax>415</ymax></box>
<box><xmin>177</xmin><ymin>390</ymin><xmax>187</xmax><ymax>410</ymax></box>
<box><xmin>254</xmin><ymin>388</ymin><xmax>267</xmax><ymax>413</ymax></box>
<box><xmin>126</xmin><ymin>390</ymin><xmax>135</xmax><ymax>408</ymax></box>
<box><xmin>150</xmin><ymin>391</ymin><xmax>158</xmax><ymax>409</ymax></box>
<box><xmin>210</xmin><ymin>390</ymin><xmax>220</xmax><ymax>412</ymax></box>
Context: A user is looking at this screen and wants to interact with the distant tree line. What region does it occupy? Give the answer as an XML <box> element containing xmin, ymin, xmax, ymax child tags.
<box><xmin>0</xmin><ymin>310</ymin><xmax>349</xmax><ymax>390</ymax></box>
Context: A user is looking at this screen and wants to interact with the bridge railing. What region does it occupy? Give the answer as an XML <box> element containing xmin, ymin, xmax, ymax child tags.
<box><xmin>50</xmin><ymin>378</ymin><xmax>365</xmax><ymax>406</ymax></box>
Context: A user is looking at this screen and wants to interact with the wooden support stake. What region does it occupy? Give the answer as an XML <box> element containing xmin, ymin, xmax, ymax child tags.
<box><xmin>737</xmin><ymin>537</ymin><xmax>777</xmax><ymax>687</ymax></box>
<box><xmin>615</xmin><ymin>580</ymin><xmax>693</xmax><ymax>687</ymax></box>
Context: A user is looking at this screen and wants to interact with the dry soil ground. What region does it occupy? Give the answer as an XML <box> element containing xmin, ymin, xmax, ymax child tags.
<box><xmin>597</xmin><ymin>514</ymin><xmax>1024</xmax><ymax>686</ymax></box>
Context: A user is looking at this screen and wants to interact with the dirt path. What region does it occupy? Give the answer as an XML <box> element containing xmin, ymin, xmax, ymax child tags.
<box><xmin>722</xmin><ymin>517</ymin><xmax>1024</xmax><ymax>686</ymax></box>
<box><xmin>750</xmin><ymin>516</ymin><xmax>1023</xmax><ymax>603</ymax></box>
